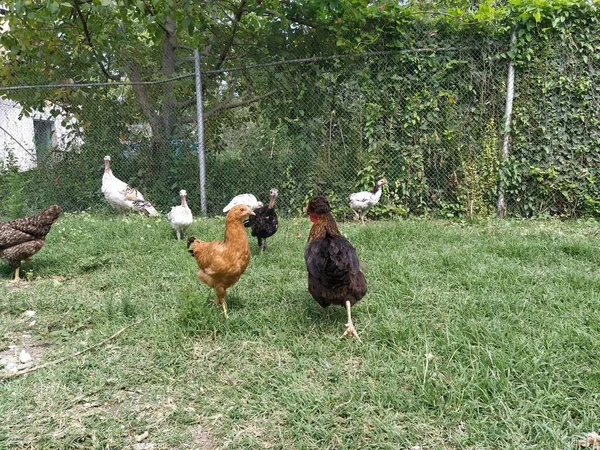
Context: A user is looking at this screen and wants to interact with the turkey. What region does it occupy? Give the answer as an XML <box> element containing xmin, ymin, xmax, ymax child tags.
<box><xmin>223</xmin><ymin>193</ymin><xmax>263</xmax><ymax>213</ymax></box>
<box><xmin>245</xmin><ymin>188</ymin><xmax>279</xmax><ymax>253</ymax></box>
<box><xmin>167</xmin><ymin>189</ymin><xmax>193</xmax><ymax>241</ymax></box>
<box><xmin>0</xmin><ymin>205</ymin><xmax>61</xmax><ymax>283</ymax></box>
<box><xmin>349</xmin><ymin>178</ymin><xmax>388</xmax><ymax>223</ymax></box>
<box><xmin>101</xmin><ymin>155</ymin><xmax>160</xmax><ymax>217</ymax></box>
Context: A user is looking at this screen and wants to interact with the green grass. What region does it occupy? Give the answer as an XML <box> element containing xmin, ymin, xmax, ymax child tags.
<box><xmin>1</xmin><ymin>213</ymin><xmax>600</xmax><ymax>449</ymax></box>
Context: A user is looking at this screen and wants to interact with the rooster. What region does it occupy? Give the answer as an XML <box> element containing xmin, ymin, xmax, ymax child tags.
<box><xmin>245</xmin><ymin>188</ymin><xmax>278</xmax><ymax>253</ymax></box>
<box><xmin>349</xmin><ymin>178</ymin><xmax>388</xmax><ymax>223</ymax></box>
<box><xmin>101</xmin><ymin>155</ymin><xmax>160</xmax><ymax>217</ymax></box>
<box><xmin>0</xmin><ymin>205</ymin><xmax>61</xmax><ymax>283</ymax></box>
<box><xmin>167</xmin><ymin>189</ymin><xmax>193</xmax><ymax>240</ymax></box>
<box><xmin>223</xmin><ymin>193</ymin><xmax>263</xmax><ymax>213</ymax></box>
<box><xmin>305</xmin><ymin>196</ymin><xmax>367</xmax><ymax>339</ymax></box>
<box><xmin>187</xmin><ymin>204</ymin><xmax>255</xmax><ymax>318</ymax></box>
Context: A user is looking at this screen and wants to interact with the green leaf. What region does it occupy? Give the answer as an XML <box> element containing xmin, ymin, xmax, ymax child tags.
<box><xmin>48</xmin><ymin>1</ymin><xmax>59</xmax><ymax>14</ymax></box>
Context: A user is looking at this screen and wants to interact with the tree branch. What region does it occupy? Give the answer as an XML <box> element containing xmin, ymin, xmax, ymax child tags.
<box><xmin>177</xmin><ymin>97</ymin><xmax>197</xmax><ymax>111</ymax></box>
<box><xmin>128</xmin><ymin>63</ymin><xmax>161</xmax><ymax>134</ymax></box>
<box><xmin>72</xmin><ymin>0</ymin><xmax>117</xmax><ymax>80</ymax></box>
<box><xmin>214</xmin><ymin>0</ymin><xmax>247</xmax><ymax>71</ymax></box>
<box><xmin>204</xmin><ymin>88</ymin><xmax>280</xmax><ymax>119</ymax></box>
<box><xmin>2</xmin><ymin>320</ymin><xmax>144</xmax><ymax>380</ymax></box>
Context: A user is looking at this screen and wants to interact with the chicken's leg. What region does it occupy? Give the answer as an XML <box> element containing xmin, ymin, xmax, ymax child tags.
<box><xmin>258</xmin><ymin>237</ymin><xmax>264</xmax><ymax>254</ymax></box>
<box><xmin>176</xmin><ymin>229</ymin><xmax>181</xmax><ymax>241</ymax></box>
<box><xmin>341</xmin><ymin>300</ymin><xmax>360</xmax><ymax>340</ymax></box>
<box><xmin>9</xmin><ymin>267</ymin><xmax>21</xmax><ymax>284</ymax></box>
<box><xmin>351</xmin><ymin>209</ymin><xmax>360</xmax><ymax>221</ymax></box>
<box><xmin>216</xmin><ymin>287</ymin><xmax>229</xmax><ymax>319</ymax></box>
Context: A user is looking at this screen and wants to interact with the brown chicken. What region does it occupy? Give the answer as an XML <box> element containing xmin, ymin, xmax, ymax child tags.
<box><xmin>187</xmin><ymin>204</ymin><xmax>255</xmax><ymax>318</ymax></box>
<box><xmin>0</xmin><ymin>205</ymin><xmax>62</xmax><ymax>282</ymax></box>
<box><xmin>305</xmin><ymin>196</ymin><xmax>367</xmax><ymax>339</ymax></box>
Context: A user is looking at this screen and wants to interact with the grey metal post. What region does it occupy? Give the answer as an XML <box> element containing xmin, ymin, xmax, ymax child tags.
<box><xmin>497</xmin><ymin>30</ymin><xmax>516</xmax><ymax>218</ymax></box>
<box><xmin>194</xmin><ymin>49</ymin><xmax>207</xmax><ymax>215</ymax></box>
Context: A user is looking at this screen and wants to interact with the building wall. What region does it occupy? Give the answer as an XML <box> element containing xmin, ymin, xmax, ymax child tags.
<box><xmin>0</xmin><ymin>98</ymin><xmax>78</xmax><ymax>171</ymax></box>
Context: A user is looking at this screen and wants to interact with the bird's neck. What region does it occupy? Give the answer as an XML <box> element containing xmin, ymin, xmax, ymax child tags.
<box><xmin>371</xmin><ymin>183</ymin><xmax>382</xmax><ymax>194</ymax></box>
<box><xmin>181</xmin><ymin>196</ymin><xmax>188</xmax><ymax>207</ymax></box>
<box><xmin>224</xmin><ymin>219</ymin><xmax>249</xmax><ymax>245</ymax></box>
<box><xmin>308</xmin><ymin>213</ymin><xmax>340</xmax><ymax>241</ymax></box>
<box><xmin>267</xmin><ymin>195</ymin><xmax>277</xmax><ymax>209</ymax></box>
<box><xmin>372</xmin><ymin>188</ymin><xmax>383</xmax><ymax>202</ymax></box>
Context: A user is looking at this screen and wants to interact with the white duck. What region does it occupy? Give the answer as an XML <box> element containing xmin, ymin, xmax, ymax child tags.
<box><xmin>349</xmin><ymin>177</ymin><xmax>388</xmax><ymax>223</ymax></box>
<box><xmin>222</xmin><ymin>193</ymin><xmax>263</xmax><ymax>213</ymax></box>
<box><xmin>101</xmin><ymin>155</ymin><xmax>160</xmax><ymax>217</ymax></box>
<box><xmin>167</xmin><ymin>189</ymin><xmax>193</xmax><ymax>240</ymax></box>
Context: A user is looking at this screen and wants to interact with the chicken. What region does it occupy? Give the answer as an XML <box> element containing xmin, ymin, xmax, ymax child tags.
<box><xmin>349</xmin><ymin>178</ymin><xmax>388</xmax><ymax>223</ymax></box>
<box><xmin>223</xmin><ymin>193</ymin><xmax>263</xmax><ymax>213</ymax></box>
<box><xmin>0</xmin><ymin>205</ymin><xmax>61</xmax><ymax>283</ymax></box>
<box><xmin>305</xmin><ymin>196</ymin><xmax>367</xmax><ymax>339</ymax></box>
<box><xmin>101</xmin><ymin>155</ymin><xmax>160</xmax><ymax>217</ymax></box>
<box><xmin>187</xmin><ymin>204</ymin><xmax>255</xmax><ymax>318</ymax></box>
<box><xmin>244</xmin><ymin>188</ymin><xmax>278</xmax><ymax>253</ymax></box>
<box><xmin>167</xmin><ymin>189</ymin><xmax>193</xmax><ymax>240</ymax></box>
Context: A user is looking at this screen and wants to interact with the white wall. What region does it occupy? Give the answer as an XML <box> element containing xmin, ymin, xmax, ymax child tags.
<box><xmin>0</xmin><ymin>98</ymin><xmax>78</xmax><ymax>171</ymax></box>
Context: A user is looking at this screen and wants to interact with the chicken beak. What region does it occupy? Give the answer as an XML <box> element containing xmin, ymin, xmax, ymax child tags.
<box><xmin>249</xmin><ymin>211</ymin><xmax>256</xmax><ymax>216</ymax></box>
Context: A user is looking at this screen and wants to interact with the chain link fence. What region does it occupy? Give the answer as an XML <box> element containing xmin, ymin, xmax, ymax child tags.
<box><xmin>1</xmin><ymin>37</ymin><xmax>599</xmax><ymax>219</ymax></box>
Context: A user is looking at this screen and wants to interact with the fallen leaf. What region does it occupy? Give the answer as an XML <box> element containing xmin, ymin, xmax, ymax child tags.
<box><xmin>577</xmin><ymin>432</ymin><xmax>600</xmax><ymax>449</ymax></box>
<box><xmin>19</xmin><ymin>349</ymin><xmax>32</xmax><ymax>363</ymax></box>
<box><xmin>133</xmin><ymin>443</ymin><xmax>155</xmax><ymax>450</ymax></box>
<box><xmin>135</xmin><ymin>431</ymin><xmax>149</xmax><ymax>443</ymax></box>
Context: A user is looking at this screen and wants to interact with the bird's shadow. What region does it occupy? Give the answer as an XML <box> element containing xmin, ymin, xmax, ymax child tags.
<box><xmin>290</xmin><ymin>290</ymin><xmax>351</xmax><ymax>331</ymax></box>
<box><xmin>0</xmin><ymin>254</ymin><xmax>109</xmax><ymax>283</ymax></box>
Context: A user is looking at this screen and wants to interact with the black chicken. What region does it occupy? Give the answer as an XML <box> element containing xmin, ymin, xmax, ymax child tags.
<box><xmin>0</xmin><ymin>205</ymin><xmax>62</xmax><ymax>282</ymax></box>
<box><xmin>304</xmin><ymin>196</ymin><xmax>367</xmax><ymax>339</ymax></box>
<box><xmin>245</xmin><ymin>188</ymin><xmax>278</xmax><ymax>253</ymax></box>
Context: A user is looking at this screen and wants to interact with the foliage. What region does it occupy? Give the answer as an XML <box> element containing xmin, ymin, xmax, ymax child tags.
<box><xmin>0</xmin><ymin>149</ymin><xmax>25</xmax><ymax>218</ymax></box>
<box><xmin>503</xmin><ymin>1</ymin><xmax>600</xmax><ymax>218</ymax></box>
<box><xmin>459</xmin><ymin>118</ymin><xmax>499</xmax><ymax>218</ymax></box>
<box><xmin>1</xmin><ymin>0</ymin><xmax>600</xmax><ymax>219</ymax></box>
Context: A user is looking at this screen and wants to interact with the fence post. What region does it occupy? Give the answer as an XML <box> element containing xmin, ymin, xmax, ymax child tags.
<box><xmin>497</xmin><ymin>30</ymin><xmax>517</xmax><ymax>218</ymax></box>
<box><xmin>194</xmin><ymin>49</ymin><xmax>207</xmax><ymax>215</ymax></box>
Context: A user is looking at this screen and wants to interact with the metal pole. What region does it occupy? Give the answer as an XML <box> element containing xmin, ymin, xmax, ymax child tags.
<box><xmin>194</xmin><ymin>49</ymin><xmax>207</xmax><ymax>215</ymax></box>
<box><xmin>497</xmin><ymin>30</ymin><xmax>516</xmax><ymax>218</ymax></box>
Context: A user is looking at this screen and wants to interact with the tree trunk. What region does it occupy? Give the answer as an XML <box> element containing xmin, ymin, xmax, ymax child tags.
<box><xmin>126</xmin><ymin>17</ymin><xmax>178</xmax><ymax>178</ymax></box>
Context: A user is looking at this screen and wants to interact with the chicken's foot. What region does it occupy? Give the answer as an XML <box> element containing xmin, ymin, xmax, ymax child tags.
<box><xmin>341</xmin><ymin>300</ymin><xmax>361</xmax><ymax>340</ymax></box>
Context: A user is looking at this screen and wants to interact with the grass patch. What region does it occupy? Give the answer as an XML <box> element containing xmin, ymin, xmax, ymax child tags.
<box><xmin>1</xmin><ymin>213</ymin><xmax>600</xmax><ymax>449</ymax></box>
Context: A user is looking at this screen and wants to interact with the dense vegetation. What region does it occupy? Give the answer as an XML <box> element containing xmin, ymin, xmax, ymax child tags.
<box><xmin>0</xmin><ymin>1</ymin><xmax>599</xmax><ymax>219</ymax></box>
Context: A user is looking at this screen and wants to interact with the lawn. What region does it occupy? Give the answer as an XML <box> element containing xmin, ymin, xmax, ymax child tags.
<box><xmin>1</xmin><ymin>213</ymin><xmax>599</xmax><ymax>449</ymax></box>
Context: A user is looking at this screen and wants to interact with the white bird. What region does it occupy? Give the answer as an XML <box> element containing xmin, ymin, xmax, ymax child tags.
<box><xmin>167</xmin><ymin>189</ymin><xmax>193</xmax><ymax>241</ymax></box>
<box><xmin>101</xmin><ymin>155</ymin><xmax>160</xmax><ymax>217</ymax></box>
<box><xmin>349</xmin><ymin>178</ymin><xmax>388</xmax><ymax>224</ymax></box>
<box><xmin>222</xmin><ymin>193</ymin><xmax>263</xmax><ymax>213</ymax></box>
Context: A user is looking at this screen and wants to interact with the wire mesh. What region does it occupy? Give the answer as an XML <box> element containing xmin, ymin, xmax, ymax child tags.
<box><xmin>1</xmin><ymin>45</ymin><xmax>510</xmax><ymax>220</ymax></box>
